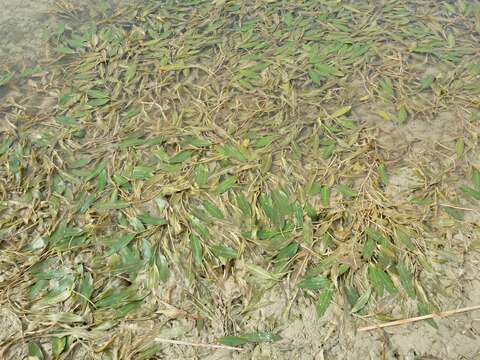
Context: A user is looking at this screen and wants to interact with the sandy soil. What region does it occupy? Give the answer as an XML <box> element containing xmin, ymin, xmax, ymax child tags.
<box><xmin>0</xmin><ymin>1</ymin><xmax>479</xmax><ymax>359</ymax></box>
<box><xmin>0</xmin><ymin>0</ymin><xmax>55</xmax><ymax>66</ymax></box>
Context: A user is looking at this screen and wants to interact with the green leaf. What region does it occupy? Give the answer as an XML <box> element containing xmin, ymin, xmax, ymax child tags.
<box><xmin>398</xmin><ymin>104</ymin><xmax>408</xmax><ymax>124</ymax></box>
<box><xmin>156</xmin><ymin>254</ymin><xmax>169</xmax><ymax>282</ymax></box>
<box><xmin>212</xmin><ymin>245</ymin><xmax>237</xmax><ymax>259</ymax></box>
<box><xmin>68</xmin><ymin>157</ymin><xmax>92</xmax><ymax>169</ymax></box>
<box><xmin>141</xmin><ymin>239</ymin><xmax>154</xmax><ymax>263</ymax></box>
<box><xmin>87</xmin><ymin>97</ymin><xmax>110</xmax><ymax>107</ymax></box>
<box><xmin>246</xmin><ymin>263</ymin><xmax>282</xmax><ymax>281</ymax></box>
<box><xmin>378</xmin><ymin>78</ymin><xmax>394</xmax><ymax>101</ymax></box>
<box><xmin>96</xmin><ymin>201</ymin><xmax>130</xmax><ymax>210</ymax></box>
<box><xmin>345</xmin><ymin>287</ymin><xmax>359</xmax><ymax>306</ymax></box>
<box><xmin>236</xmin><ymin>192</ymin><xmax>252</xmax><ymax>217</ymax></box>
<box><xmin>55</xmin><ymin>46</ymin><xmax>76</xmax><ymax>55</ymax></box>
<box><xmin>106</xmin><ymin>234</ymin><xmax>136</xmax><ymax>256</ymax></box>
<box><xmin>303</xmin><ymin>216</ymin><xmax>313</xmax><ymax>244</ymax></box>
<box><xmin>455</xmin><ymin>138</ymin><xmax>464</xmax><ymax>158</ymax></box>
<box><xmin>420</xmin><ymin>74</ymin><xmax>434</xmax><ymax>90</ymax></box>
<box><xmin>132</xmin><ymin>166</ymin><xmax>154</xmax><ymax>180</ymax></box>
<box><xmin>397</xmin><ymin>262</ymin><xmax>416</xmax><ymax>299</ymax></box>
<box><xmin>122</xmin><ymin>107</ymin><xmax>141</xmax><ymax>119</ymax></box>
<box><xmin>47</xmin><ymin>312</ymin><xmax>84</xmax><ymax>323</ymax></box>
<box><xmin>79</xmin><ymin>273</ymin><xmax>93</xmax><ymax>304</ymax></box>
<box><xmin>365</xmin><ymin>228</ymin><xmax>388</xmax><ymax>245</ymax></box>
<box><xmin>97</xmin><ymin>169</ymin><xmax>107</xmax><ymax>192</ymax></box>
<box><xmin>0</xmin><ymin>71</ymin><xmax>14</xmax><ymax>86</ymax></box>
<box><xmin>216</xmin><ymin>176</ymin><xmax>236</xmax><ymax>194</ymax></box>
<box><xmin>460</xmin><ymin>186</ymin><xmax>480</xmax><ymax>200</ymax></box>
<box><xmin>272</xmin><ymin>189</ymin><xmax>292</xmax><ymax>216</ymax></box>
<box><xmin>320</xmin><ymin>186</ymin><xmax>330</xmax><ymax>207</ymax></box>
<box><xmin>322</xmin><ymin>142</ymin><xmax>335</xmax><ymax>159</ymax></box>
<box><xmin>443</xmin><ymin>206</ymin><xmax>464</xmax><ymax>220</ymax></box>
<box><xmin>169</xmin><ymin>150</ymin><xmax>193</xmax><ymax>164</ymax></box>
<box><xmin>202</xmin><ymin>200</ymin><xmax>224</xmax><ymax>219</ymax></box>
<box><xmin>136</xmin><ymin>345</ymin><xmax>162</xmax><ymax>360</ymax></box>
<box><xmin>336</xmin><ymin>184</ymin><xmax>357</xmax><ymax>198</ymax></box>
<box><xmin>473</xmin><ymin>169</ymin><xmax>480</xmax><ymax>190</ymax></box>
<box><xmin>395</xmin><ymin>228</ymin><xmax>415</xmax><ymax>251</ymax></box>
<box><xmin>190</xmin><ymin>235</ymin><xmax>203</xmax><ymax>265</ymax></box>
<box><xmin>316</xmin><ymin>288</ymin><xmax>333</xmax><ymax>317</ymax></box>
<box><xmin>276</xmin><ymin>242</ymin><xmax>298</xmax><ymax>261</ymax></box>
<box><xmin>56</xmin><ymin>115</ymin><xmax>77</xmax><ymax>126</ymax></box>
<box><xmin>183</xmin><ymin>136</ymin><xmax>211</xmax><ymax>148</ymax></box>
<box><xmin>308</xmin><ymin>68</ymin><xmax>322</xmax><ymax>85</ymax></box>
<box><xmin>253</xmin><ymin>135</ymin><xmax>276</xmax><ymax>149</ymax></box>
<box><xmin>378</xmin><ymin>163</ymin><xmax>388</xmax><ymax>185</ymax></box>
<box><xmin>191</xmin><ymin>217</ymin><xmax>210</xmax><ymax>239</ymax></box>
<box><xmin>417</xmin><ymin>302</ymin><xmax>438</xmax><ymax>329</ymax></box>
<box><xmin>219</xmin><ymin>144</ymin><xmax>247</xmax><ymax>162</ymax></box>
<box><xmin>194</xmin><ymin>164</ymin><xmax>209</xmax><ymax>187</ymax></box>
<box><xmin>0</xmin><ymin>137</ymin><xmax>13</xmax><ymax>155</ymax></box>
<box><xmin>308</xmin><ymin>182</ymin><xmax>322</xmax><ymax>196</ymax></box>
<box><xmin>411</xmin><ymin>197</ymin><xmax>433</xmax><ymax>205</ymax></box>
<box><xmin>368</xmin><ymin>265</ymin><xmax>385</xmax><ymax>296</ymax></box>
<box><xmin>298</xmin><ymin>276</ymin><xmax>331</xmax><ymax>289</ymax></box>
<box><xmin>218</xmin><ymin>332</ymin><xmax>281</xmax><ymax>346</ymax></box>
<box><xmin>351</xmin><ymin>287</ymin><xmax>372</xmax><ymax>313</ymax></box>
<box><xmin>86</xmin><ymin>89</ymin><xmax>109</xmax><ymax>99</ymax></box>
<box><xmin>38</xmin><ymin>275</ymin><xmax>74</xmax><ymax>306</ymax></box>
<box><xmin>71</xmin><ymin>160</ymin><xmax>106</xmax><ymax>180</ymax></box>
<box><xmin>331</xmin><ymin>105</ymin><xmax>352</xmax><ymax>118</ymax></box>
<box><xmin>137</xmin><ymin>213</ymin><xmax>168</xmax><ymax>226</ymax></box>
<box><xmin>362</xmin><ymin>237</ymin><xmax>375</xmax><ymax>259</ymax></box>
<box><xmin>28</xmin><ymin>279</ymin><xmax>48</xmax><ymax>299</ymax></box>
<box><xmin>293</xmin><ymin>202</ymin><xmax>303</xmax><ymax>226</ymax></box>
<box><xmin>125</xmin><ymin>63</ymin><xmax>137</xmax><ymax>83</ymax></box>
<box><xmin>379</xmin><ymin>270</ymin><xmax>397</xmax><ymax>295</ymax></box>
<box><xmin>28</xmin><ymin>342</ymin><xmax>44</xmax><ymax>360</ymax></box>
<box><xmin>52</xmin><ymin>337</ymin><xmax>66</xmax><ymax>359</ymax></box>
<box><xmin>95</xmin><ymin>287</ymin><xmax>135</xmax><ymax>308</ymax></box>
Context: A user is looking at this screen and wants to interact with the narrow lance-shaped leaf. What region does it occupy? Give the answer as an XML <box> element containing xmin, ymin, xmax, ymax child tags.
<box><xmin>472</xmin><ymin>169</ymin><xmax>480</xmax><ymax>190</ymax></box>
<box><xmin>336</xmin><ymin>184</ymin><xmax>357</xmax><ymax>198</ymax></box>
<box><xmin>316</xmin><ymin>288</ymin><xmax>333</xmax><ymax>317</ymax></box>
<box><xmin>52</xmin><ymin>337</ymin><xmax>67</xmax><ymax>359</ymax></box>
<box><xmin>216</xmin><ymin>176</ymin><xmax>236</xmax><ymax>194</ymax></box>
<box><xmin>156</xmin><ymin>254</ymin><xmax>170</xmax><ymax>283</ymax></box>
<box><xmin>79</xmin><ymin>272</ymin><xmax>93</xmax><ymax>304</ymax></box>
<box><xmin>125</xmin><ymin>63</ymin><xmax>137</xmax><ymax>83</ymax></box>
<box><xmin>236</xmin><ymin>192</ymin><xmax>252</xmax><ymax>217</ymax></box>
<box><xmin>212</xmin><ymin>245</ymin><xmax>237</xmax><ymax>259</ymax></box>
<box><xmin>202</xmin><ymin>200</ymin><xmax>224</xmax><ymax>219</ymax></box>
<box><xmin>29</xmin><ymin>342</ymin><xmax>44</xmax><ymax>359</ymax></box>
<box><xmin>320</xmin><ymin>186</ymin><xmax>330</xmax><ymax>206</ymax></box>
<box><xmin>190</xmin><ymin>235</ymin><xmax>203</xmax><ymax>265</ymax></box>
<box><xmin>218</xmin><ymin>332</ymin><xmax>281</xmax><ymax>346</ymax></box>
<box><xmin>194</xmin><ymin>164</ymin><xmax>209</xmax><ymax>187</ymax></box>
<box><xmin>397</xmin><ymin>262</ymin><xmax>416</xmax><ymax>299</ymax></box>
<box><xmin>417</xmin><ymin>302</ymin><xmax>438</xmax><ymax>329</ymax></box>
<box><xmin>298</xmin><ymin>276</ymin><xmax>331</xmax><ymax>289</ymax></box>
<box><xmin>351</xmin><ymin>287</ymin><xmax>372</xmax><ymax>313</ymax></box>
<box><xmin>219</xmin><ymin>144</ymin><xmax>247</xmax><ymax>162</ymax></box>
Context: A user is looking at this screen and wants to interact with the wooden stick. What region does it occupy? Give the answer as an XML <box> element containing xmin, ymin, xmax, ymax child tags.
<box><xmin>359</xmin><ymin>304</ymin><xmax>480</xmax><ymax>332</ymax></box>
<box><xmin>154</xmin><ymin>337</ymin><xmax>244</xmax><ymax>351</ymax></box>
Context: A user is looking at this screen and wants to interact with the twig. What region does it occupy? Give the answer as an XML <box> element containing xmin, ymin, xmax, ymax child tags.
<box><xmin>359</xmin><ymin>304</ymin><xmax>480</xmax><ymax>332</ymax></box>
<box><xmin>154</xmin><ymin>338</ymin><xmax>244</xmax><ymax>351</ymax></box>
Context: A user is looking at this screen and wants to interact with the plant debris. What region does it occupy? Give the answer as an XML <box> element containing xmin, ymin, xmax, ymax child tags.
<box><xmin>0</xmin><ymin>0</ymin><xmax>479</xmax><ymax>358</ymax></box>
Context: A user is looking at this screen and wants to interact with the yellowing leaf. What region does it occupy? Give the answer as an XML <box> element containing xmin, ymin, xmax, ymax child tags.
<box><xmin>331</xmin><ymin>105</ymin><xmax>351</xmax><ymax>118</ymax></box>
<box><xmin>378</xmin><ymin>110</ymin><xmax>391</xmax><ymax>121</ymax></box>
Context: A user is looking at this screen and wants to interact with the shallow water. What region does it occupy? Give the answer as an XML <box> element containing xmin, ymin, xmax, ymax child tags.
<box><xmin>0</xmin><ymin>1</ymin><xmax>479</xmax><ymax>359</ymax></box>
